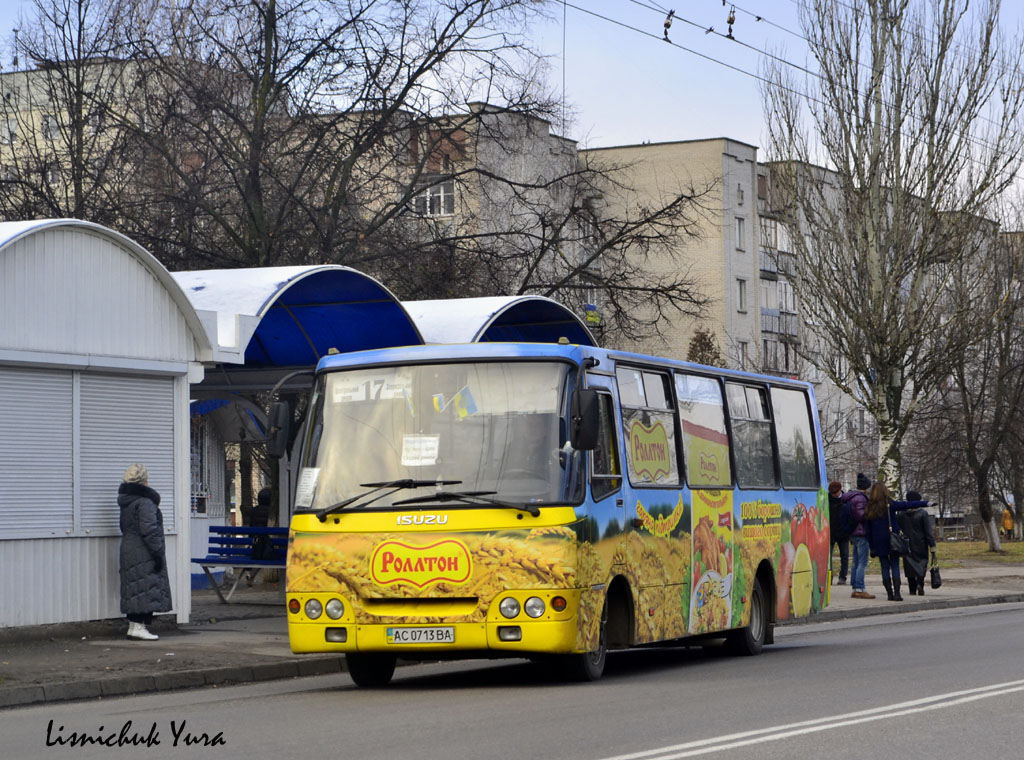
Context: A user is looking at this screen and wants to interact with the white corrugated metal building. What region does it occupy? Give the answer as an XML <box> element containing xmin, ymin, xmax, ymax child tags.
<box><xmin>0</xmin><ymin>220</ymin><xmax>212</xmax><ymax>627</ymax></box>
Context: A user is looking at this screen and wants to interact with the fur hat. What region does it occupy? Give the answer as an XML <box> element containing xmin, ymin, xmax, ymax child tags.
<box><xmin>123</xmin><ymin>463</ymin><xmax>149</xmax><ymax>484</ymax></box>
<box><xmin>828</xmin><ymin>480</ymin><xmax>843</xmax><ymax>496</ymax></box>
<box><xmin>856</xmin><ymin>472</ymin><xmax>871</xmax><ymax>491</ymax></box>
<box><xmin>906</xmin><ymin>490</ymin><xmax>922</xmax><ymax>502</ymax></box>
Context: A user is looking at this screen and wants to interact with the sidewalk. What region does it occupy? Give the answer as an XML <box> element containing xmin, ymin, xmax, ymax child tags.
<box><xmin>3</xmin><ymin>565</ymin><xmax>1023</xmax><ymax>709</ymax></box>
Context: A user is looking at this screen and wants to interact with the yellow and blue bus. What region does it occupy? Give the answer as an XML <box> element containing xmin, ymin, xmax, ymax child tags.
<box><xmin>274</xmin><ymin>341</ymin><xmax>829</xmax><ymax>686</ymax></box>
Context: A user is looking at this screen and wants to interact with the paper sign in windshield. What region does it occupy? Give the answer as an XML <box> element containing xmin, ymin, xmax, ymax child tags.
<box><xmin>401</xmin><ymin>435</ymin><xmax>440</xmax><ymax>466</ymax></box>
<box><xmin>295</xmin><ymin>468</ymin><xmax>320</xmax><ymax>508</ymax></box>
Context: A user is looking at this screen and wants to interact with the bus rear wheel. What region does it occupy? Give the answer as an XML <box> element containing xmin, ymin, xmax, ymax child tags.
<box><xmin>727</xmin><ymin>577</ymin><xmax>767</xmax><ymax>656</ymax></box>
<box><xmin>560</xmin><ymin>598</ymin><xmax>607</xmax><ymax>681</ymax></box>
<box><xmin>345</xmin><ymin>652</ymin><xmax>396</xmax><ymax>688</ymax></box>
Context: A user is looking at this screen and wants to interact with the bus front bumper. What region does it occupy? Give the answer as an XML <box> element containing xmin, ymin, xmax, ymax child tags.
<box><xmin>288</xmin><ymin>617</ymin><xmax>581</xmax><ymax>655</ymax></box>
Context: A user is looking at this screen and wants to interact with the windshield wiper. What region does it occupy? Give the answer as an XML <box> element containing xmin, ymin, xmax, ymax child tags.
<box><xmin>391</xmin><ymin>490</ymin><xmax>540</xmax><ymax>517</ymax></box>
<box><xmin>313</xmin><ymin>479</ymin><xmax>462</xmax><ymax>521</ymax></box>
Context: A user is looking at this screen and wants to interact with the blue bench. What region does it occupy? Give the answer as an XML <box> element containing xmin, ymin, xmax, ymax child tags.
<box><xmin>191</xmin><ymin>525</ymin><xmax>288</xmax><ymax>603</ymax></box>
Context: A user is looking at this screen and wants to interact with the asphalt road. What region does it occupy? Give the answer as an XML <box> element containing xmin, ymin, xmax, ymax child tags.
<box><xmin>3</xmin><ymin>603</ymin><xmax>1024</xmax><ymax>760</ymax></box>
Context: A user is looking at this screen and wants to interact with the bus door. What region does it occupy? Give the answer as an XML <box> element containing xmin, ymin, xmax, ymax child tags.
<box><xmin>584</xmin><ymin>374</ymin><xmax>625</xmax><ymax>541</ymax></box>
<box><xmin>614</xmin><ymin>365</ymin><xmax>689</xmax><ymax>642</ymax></box>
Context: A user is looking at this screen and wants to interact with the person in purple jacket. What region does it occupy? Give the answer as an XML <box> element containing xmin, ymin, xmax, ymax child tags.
<box><xmin>842</xmin><ymin>473</ymin><xmax>875</xmax><ymax>599</ymax></box>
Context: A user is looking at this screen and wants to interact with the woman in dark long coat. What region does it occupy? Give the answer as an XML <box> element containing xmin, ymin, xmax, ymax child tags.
<box><xmin>118</xmin><ymin>463</ymin><xmax>171</xmax><ymax>641</ymax></box>
<box><xmin>865</xmin><ymin>480</ymin><xmax>902</xmax><ymax>601</ymax></box>
<box><xmin>892</xmin><ymin>490</ymin><xmax>936</xmax><ymax>596</ymax></box>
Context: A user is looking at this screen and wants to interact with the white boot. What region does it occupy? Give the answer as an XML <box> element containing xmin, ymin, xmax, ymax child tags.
<box><xmin>127</xmin><ymin>621</ymin><xmax>159</xmax><ymax>641</ymax></box>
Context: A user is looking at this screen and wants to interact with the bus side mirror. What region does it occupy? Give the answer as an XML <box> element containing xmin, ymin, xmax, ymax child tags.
<box><xmin>570</xmin><ymin>389</ymin><xmax>599</xmax><ymax>451</ymax></box>
<box><xmin>266</xmin><ymin>401</ymin><xmax>290</xmax><ymax>459</ymax></box>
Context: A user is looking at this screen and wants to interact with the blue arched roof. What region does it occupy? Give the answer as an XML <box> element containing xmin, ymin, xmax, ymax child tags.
<box><xmin>404</xmin><ymin>296</ymin><xmax>597</xmax><ymax>346</ymax></box>
<box><xmin>173</xmin><ymin>266</ymin><xmax>424</xmax><ymax>368</ymax></box>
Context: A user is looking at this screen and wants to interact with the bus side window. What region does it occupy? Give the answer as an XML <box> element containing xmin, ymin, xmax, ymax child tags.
<box><xmin>675</xmin><ymin>373</ymin><xmax>731</xmax><ymax>488</ymax></box>
<box><xmin>591</xmin><ymin>394</ymin><xmax>621</xmax><ymax>500</ymax></box>
<box><xmin>770</xmin><ymin>387</ymin><xmax>819</xmax><ymax>488</ymax></box>
<box><xmin>725</xmin><ymin>382</ymin><xmax>777</xmax><ymax>489</ymax></box>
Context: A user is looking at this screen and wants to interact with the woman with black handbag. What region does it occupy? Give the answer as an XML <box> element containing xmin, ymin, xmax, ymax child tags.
<box><xmin>893</xmin><ymin>490</ymin><xmax>937</xmax><ymax>595</ymax></box>
<box><xmin>865</xmin><ymin>480</ymin><xmax>904</xmax><ymax>601</ymax></box>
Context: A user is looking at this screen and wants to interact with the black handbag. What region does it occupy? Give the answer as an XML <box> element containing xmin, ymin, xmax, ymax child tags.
<box><xmin>889</xmin><ymin>531</ymin><xmax>909</xmax><ymax>556</ymax></box>
<box><xmin>930</xmin><ymin>564</ymin><xmax>942</xmax><ymax>589</ymax></box>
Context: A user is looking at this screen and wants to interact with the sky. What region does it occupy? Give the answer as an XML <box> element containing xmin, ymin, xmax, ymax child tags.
<box><xmin>534</xmin><ymin>0</ymin><xmax>808</xmax><ymax>149</ymax></box>
<box><xmin>0</xmin><ymin>0</ymin><xmax>1021</xmax><ymax>153</ymax></box>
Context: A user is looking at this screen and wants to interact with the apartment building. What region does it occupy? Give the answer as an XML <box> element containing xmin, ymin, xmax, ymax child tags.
<box><xmin>581</xmin><ymin>138</ymin><xmax>762</xmax><ymax>368</ymax></box>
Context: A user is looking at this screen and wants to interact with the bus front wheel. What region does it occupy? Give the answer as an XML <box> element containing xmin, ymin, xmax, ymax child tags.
<box><xmin>346</xmin><ymin>652</ymin><xmax>397</xmax><ymax>688</ymax></box>
<box><xmin>560</xmin><ymin>599</ymin><xmax>607</xmax><ymax>681</ymax></box>
<box><xmin>727</xmin><ymin>577</ymin><xmax>767</xmax><ymax>656</ymax></box>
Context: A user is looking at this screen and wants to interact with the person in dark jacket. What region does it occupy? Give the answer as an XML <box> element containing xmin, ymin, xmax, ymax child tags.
<box><xmin>892</xmin><ymin>490</ymin><xmax>936</xmax><ymax>596</ymax></box>
<box><xmin>865</xmin><ymin>480</ymin><xmax>902</xmax><ymax>601</ymax></box>
<box><xmin>247</xmin><ymin>487</ymin><xmax>272</xmax><ymax>528</ymax></box>
<box><xmin>842</xmin><ymin>473</ymin><xmax>874</xmax><ymax>599</ymax></box>
<box><xmin>118</xmin><ymin>463</ymin><xmax>171</xmax><ymax>641</ymax></box>
<box><xmin>828</xmin><ymin>480</ymin><xmax>849</xmax><ymax>585</ymax></box>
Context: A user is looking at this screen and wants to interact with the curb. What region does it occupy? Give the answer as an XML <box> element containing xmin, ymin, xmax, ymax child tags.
<box><xmin>780</xmin><ymin>592</ymin><xmax>1024</xmax><ymax>626</ymax></box>
<box><xmin>0</xmin><ymin>655</ymin><xmax>348</xmax><ymax>710</ymax></box>
<box><xmin>5</xmin><ymin>594</ymin><xmax>1024</xmax><ymax>710</ymax></box>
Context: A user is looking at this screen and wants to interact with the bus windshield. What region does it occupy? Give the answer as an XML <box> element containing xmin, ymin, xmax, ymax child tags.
<box><xmin>295</xmin><ymin>361</ymin><xmax>580</xmax><ymax>511</ymax></box>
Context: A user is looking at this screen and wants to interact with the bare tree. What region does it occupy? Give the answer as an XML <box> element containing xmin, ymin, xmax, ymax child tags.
<box><xmin>762</xmin><ymin>0</ymin><xmax>1024</xmax><ymax>486</ymax></box>
<box><xmin>938</xmin><ymin>229</ymin><xmax>1024</xmax><ymax>549</ymax></box>
<box><xmin>0</xmin><ymin>0</ymin><xmax>145</xmax><ymax>223</ymax></box>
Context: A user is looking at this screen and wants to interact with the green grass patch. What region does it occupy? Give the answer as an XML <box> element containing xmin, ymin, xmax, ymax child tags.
<box><xmin>933</xmin><ymin>539</ymin><xmax>1024</xmax><ymax>567</ymax></box>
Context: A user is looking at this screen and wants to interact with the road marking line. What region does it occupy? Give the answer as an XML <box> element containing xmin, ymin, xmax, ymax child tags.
<box><xmin>596</xmin><ymin>678</ymin><xmax>1024</xmax><ymax>760</ymax></box>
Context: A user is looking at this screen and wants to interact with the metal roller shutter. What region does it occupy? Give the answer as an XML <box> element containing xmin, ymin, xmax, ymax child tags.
<box><xmin>80</xmin><ymin>374</ymin><xmax>175</xmax><ymax>534</ymax></box>
<box><xmin>0</xmin><ymin>367</ymin><xmax>74</xmax><ymax>536</ymax></box>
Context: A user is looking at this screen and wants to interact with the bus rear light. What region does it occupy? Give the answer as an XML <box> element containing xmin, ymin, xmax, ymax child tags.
<box><xmin>498</xmin><ymin>626</ymin><xmax>522</xmax><ymax>641</ymax></box>
<box><xmin>288</xmin><ymin>599</ymin><xmax>301</xmax><ymax>614</ymax></box>
<box><xmin>325</xmin><ymin>628</ymin><xmax>347</xmax><ymax>643</ymax></box>
<box><xmin>551</xmin><ymin>596</ymin><xmax>567</xmax><ymax>612</ymax></box>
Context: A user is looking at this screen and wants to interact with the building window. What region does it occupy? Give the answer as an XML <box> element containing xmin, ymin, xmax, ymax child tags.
<box><xmin>735</xmin><ymin>217</ymin><xmax>745</xmax><ymax>250</ymax></box>
<box><xmin>760</xmin><ymin>218</ymin><xmax>776</xmax><ymax>250</ymax></box>
<box><xmin>762</xmin><ymin>339</ymin><xmax>778</xmax><ymax>370</ymax></box>
<box><xmin>737</xmin><ymin>183</ymin><xmax>744</xmax><ymax>206</ymax></box>
<box><xmin>760</xmin><ymin>278</ymin><xmax>777</xmax><ymax>310</ymax></box>
<box><xmin>779</xmin><ymin>279</ymin><xmax>795</xmax><ymax>312</ymax></box>
<box><xmin>87</xmin><ymin>110</ymin><xmax>105</xmax><ymax>136</ymax></box>
<box><xmin>738</xmin><ymin>341</ymin><xmax>748</xmax><ymax>370</ymax></box>
<box><xmin>736</xmin><ymin>278</ymin><xmax>747</xmax><ymax>312</ymax></box>
<box><xmin>757</xmin><ymin>173</ymin><xmax>768</xmax><ymax>200</ymax></box>
<box><xmin>412</xmin><ymin>176</ymin><xmax>456</xmax><ymax>216</ymax></box>
<box><xmin>0</xmin><ymin>119</ymin><xmax>16</xmax><ymax>145</ymax></box>
<box><xmin>42</xmin><ymin>114</ymin><xmax>59</xmax><ymax>141</ymax></box>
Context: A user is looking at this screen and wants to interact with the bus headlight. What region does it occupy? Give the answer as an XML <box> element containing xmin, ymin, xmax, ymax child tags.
<box><xmin>325</xmin><ymin>599</ymin><xmax>345</xmax><ymax>620</ymax></box>
<box><xmin>524</xmin><ymin>597</ymin><xmax>545</xmax><ymax>618</ymax></box>
<box><xmin>499</xmin><ymin>597</ymin><xmax>520</xmax><ymax>619</ymax></box>
<box><xmin>305</xmin><ymin>599</ymin><xmax>323</xmax><ymax>619</ymax></box>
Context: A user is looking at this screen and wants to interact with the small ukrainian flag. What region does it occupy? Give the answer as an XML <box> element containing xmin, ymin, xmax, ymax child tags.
<box><xmin>432</xmin><ymin>393</ymin><xmax>445</xmax><ymax>413</ymax></box>
<box><xmin>452</xmin><ymin>386</ymin><xmax>478</xmax><ymax>419</ymax></box>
